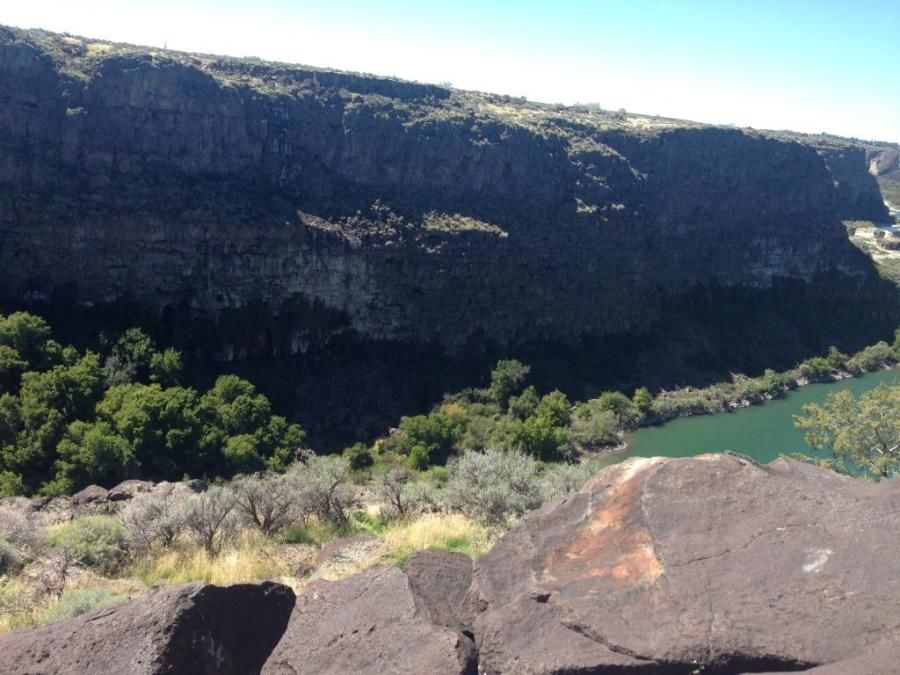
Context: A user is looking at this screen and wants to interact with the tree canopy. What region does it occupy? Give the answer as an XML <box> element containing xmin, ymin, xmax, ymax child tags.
<box><xmin>794</xmin><ymin>384</ymin><xmax>900</xmax><ymax>478</ymax></box>
<box><xmin>0</xmin><ymin>313</ymin><xmax>306</xmax><ymax>496</ymax></box>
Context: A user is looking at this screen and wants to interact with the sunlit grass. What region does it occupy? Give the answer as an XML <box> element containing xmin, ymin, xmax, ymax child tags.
<box><xmin>134</xmin><ymin>532</ymin><xmax>290</xmax><ymax>587</ymax></box>
<box><xmin>381</xmin><ymin>513</ymin><xmax>494</xmax><ymax>566</ymax></box>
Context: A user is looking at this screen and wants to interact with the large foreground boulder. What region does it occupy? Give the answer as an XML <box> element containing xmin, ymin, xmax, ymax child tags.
<box><xmin>0</xmin><ymin>581</ymin><xmax>295</xmax><ymax>674</ymax></box>
<box><xmin>263</xmin><ymin>557</ymin><xmax>477</xmax><ymax>674</ymax></box>
<box><xmin>473</xmin><ymin>454</ymin><xmax>900</xmax><ymax>674</ymax></box>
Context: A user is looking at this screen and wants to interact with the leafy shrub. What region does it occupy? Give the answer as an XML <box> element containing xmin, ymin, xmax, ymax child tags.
<box><xmin>632</xmin><ymin>387</ymin><xmax>653</xmax><ymax>415</ymax></box>
<box><xmin>798</xmin><ymin>357</ymin><xmax>832</xmax><ymax>380</ymax></box>
<box><xmin>0</xmin><ymin>470</ymin><xmax>24</xmax><ymax>498</ymax></box>
<box><xmin>344</xmin><ymin>443</ymin><xmax>374</xmax><ymax>471</ymax></box>
<box><xmin>594</xmin><ymin>391</ymin><xmax>637</xmax><ymax>426</ymax></box>
<box><xmin>846</xmin><ymin>341</ymin><xmax>896</xmax><ymax>374</ymax></box>
<box><xmin>508</xmin><ymin>385</ymin><xmax>540</xmax><ymax>419</ymax></box>
<box><xmin>397</xmin><ymin>411</ymin><xmax>462</xmax><ymax>467</ymax></box>
<box><xmin>51</xmin><ymin>516</ymin><xmax>131</xmax><ymax>575</ymax></box>
<box><xmin>569</xmin><ymin>404</ymin><xmax>620</xmax><ymax>449</ymax></box>
<box><xmin>489</xmin><ymin>359</ymin><xmax>530</xmax><ymax>407</ymax></box>
<box><xmin>443</xmin><ymin>449</ymin><xmax>542</xmax><ymax>526</ymax></box>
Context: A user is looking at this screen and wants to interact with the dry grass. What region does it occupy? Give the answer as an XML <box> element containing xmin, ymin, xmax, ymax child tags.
<box><xmin>135</xmin><ymin>532</ymin><xmax>291</xmax><ymax>587</ymax></box>
<box><xmin>0</xmin><ymin>572</ymin><xmax>144</xmax><ymax>635</ymax></box>
<box><xmin>381</xmin><ymin>513</ymin><xmax>495</xmax><ymax>566</ymax></box>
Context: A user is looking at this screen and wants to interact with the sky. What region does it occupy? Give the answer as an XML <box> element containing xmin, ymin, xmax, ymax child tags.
<box><xmin>3</xmin><ymin>0</ymin><xmax>899</xmax><ymax>142</ymax></box>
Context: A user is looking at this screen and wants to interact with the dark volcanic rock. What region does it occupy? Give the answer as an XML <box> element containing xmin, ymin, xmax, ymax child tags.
<box><xmin>263</xmin><ymin>564</ymin><xmax>477</xmax><ymax>674</ymax></box>
<box><xmin>107</xmin><ymin>479</ymin><xmax>155</xmax><ymax>501</ymax></box>
<box><xmin>0</xmin><ymin>26</ymin><xmax>894</xmax><ymax>360</ymax></box>
<box><xmin>71</xmin><ymin>484</ymin><xmax>109</xmax><ymax>507</ymax></box>
<box><xmin>403</xmin><ymin>549</ymin><xmax>478</xmax><ymax>630</ymax></box>
<box><xmin>0</xmin><ymin>581</ymin><xmax>295</xmax><ymax>674</ymax></box>
<box><xmin>472</xmin><ymin>454</ymin><xmax>900</xmax><ymax>674</ymax></box>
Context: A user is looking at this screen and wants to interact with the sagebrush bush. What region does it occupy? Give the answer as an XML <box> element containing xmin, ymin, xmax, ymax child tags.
<box><xmin>539</xmin><ymin>462</ymin><xmax>595</xmax><ymax>502</ymax></box>
<box><xmin>375</xmin><ymin>468</ymin><xmax>437</xmax><ymax>519</ymax></box>
<box><xmin>0</xmin><ymin>537</ymin><xmax>26</xmax><ymax>574</ymax></box>
<box><xmin>183</xmin><ymin>486</ymin><xmax>238</xmax><ymax>555</ymax></box>
<box><xmin>443</xmin><ymin>449</ymin><xmax>542</xmax><ymax>526</ymax></box>
<box><xmin>233</xmin><ymin>472</ymin><xmax>297</xmax><ymax>535</ymax></box>
<box><xmin>290</xmin><ymin>456</ymin><xmax>358</xmax><ymax>526</ymax></box>
<box><xmin>51</xmin><ymin>516</ymin><xmax>131</xmax><ymax>575</ymax></box>
<box><xmin>121</xmin><ymin>490</ymin><xmax>189</xmax><ymax>552</ymax></box>
<box><xmin>0</xmin><ymin>502</ymin><xmax>39</xmax><ymax>552</ymax></box>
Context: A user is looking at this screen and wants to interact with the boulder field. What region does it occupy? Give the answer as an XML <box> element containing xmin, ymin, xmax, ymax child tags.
<box><xmin>2</xmin><ymin>453</ymin><xmax>899</xmax><ymax>674</ymax></box>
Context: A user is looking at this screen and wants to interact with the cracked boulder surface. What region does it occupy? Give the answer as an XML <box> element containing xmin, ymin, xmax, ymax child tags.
<box><xmin>472</xmin><ymin>454</ymin><xmax>900</xmax><ymax>674</ymax></box>
<box><xmin>262</xmin><ymin>559</ymin><xmax>477</xmax><ymax>674</ymax></box>
<box><xmin>0</xmin><ymin>581</ymin><xmax>295</xmax><ymax>674</ymax></box>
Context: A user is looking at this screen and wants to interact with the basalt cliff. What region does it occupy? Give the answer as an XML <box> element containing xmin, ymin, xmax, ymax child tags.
<box><xmin>0</xmin><ymin>27</ymin><xmax>897</xmax><ymax>439</ymax></box>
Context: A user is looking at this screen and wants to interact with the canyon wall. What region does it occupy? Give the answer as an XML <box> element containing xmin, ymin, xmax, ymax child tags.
<box><xmin>0</xmin><ymin>27</ymin><xmax>897</xmax><ymax>439</ymax></box>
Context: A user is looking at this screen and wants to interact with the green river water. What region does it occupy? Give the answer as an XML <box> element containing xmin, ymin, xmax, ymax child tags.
<box><xmin>596</xmin><ymin>368</ymin><xmax>900</xmax><ymax>469</ymax></box>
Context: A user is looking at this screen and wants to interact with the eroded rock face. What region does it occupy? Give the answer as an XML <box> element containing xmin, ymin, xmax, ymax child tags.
<box><xmin>472</xmin><ymin>454</ymin><xmax>900</xmax><ymax>674</ymax></box>
<box><xmin>0</xmin><ymin>26</ymin><xmax>894</xmax><ymax>359</ymax></box>
<box><xmin>262</xmin><ymin>563</ymin><xmax>477</xmax><ymax>675</ymax></box>
<box><xmin>0</xmin><ymin>581</ymin><xmax>295</xmax><ymax>674</ymax></box>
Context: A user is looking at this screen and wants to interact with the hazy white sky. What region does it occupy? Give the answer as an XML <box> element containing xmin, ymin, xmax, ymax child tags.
<box><xmin>4</xmin><ymin>0</ymin><xmax>899</xmax><ymax>142</ymax></box>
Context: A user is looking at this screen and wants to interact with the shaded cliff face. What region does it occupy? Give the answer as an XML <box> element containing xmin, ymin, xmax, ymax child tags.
<box><xmin>0</xmin><ymin>27</ymin><xmax>897</xmax><ymax>442</ymax></box>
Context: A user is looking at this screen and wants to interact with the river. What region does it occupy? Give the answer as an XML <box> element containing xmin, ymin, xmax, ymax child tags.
<box><xmin>595</xmin><ymin>368</ymin><xmax>899</xmax><ymax>469</ymax></box>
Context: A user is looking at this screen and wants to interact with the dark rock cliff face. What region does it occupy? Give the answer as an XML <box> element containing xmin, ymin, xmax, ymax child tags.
<box><xmin>0</xmin><ymin>27</ymin><xmax>897</xmax><ymax>439</ymax></box>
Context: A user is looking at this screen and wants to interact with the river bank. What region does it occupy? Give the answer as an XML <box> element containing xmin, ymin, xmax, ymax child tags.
<box><xmin>602</xmin><ymin>360</ymin><xmax>900</xmax><ymax>468</ymax></box>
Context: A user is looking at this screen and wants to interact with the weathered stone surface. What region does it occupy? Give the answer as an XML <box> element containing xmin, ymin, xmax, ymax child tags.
<box><xmin>403</xmin><ymin>549</ymin><xmax>478</xmax><ymax>630</ymax></box>
<box><xmin>472</xmin><ymin>454</ymin><xmax>900</xmax><ymax>674</ymax></box>
<box><xmin>107</xmin><ymin>479</ymin><xmax>155</xmax><ymax>501</ymax></box>
<box><xmin>0</xmin><ymin>25</ymin><xmax>894</xmax><ymax>360</ymax></box>
<box><xmin>763</xmin><ymin>637</ymin><xmax>900</xmax><ymax>674</ymax></box>
<box><xmin>0</xmin><ymin>581</ymin><xmax>295</xmax><ymax>674</ymax></box>
<box><xmin>71</xmin><ymin>484</ymin><xmax>109</xmax><ymax>507</ymax></box>
<box><xmin>263</xmin><ymin>565</ymin><xmax>477</xmax><ymax>674</ymax></box>
<box><xmin>312</xmin><ymin>533</ymin><xmax>384</xmax><ymax>579</ymax></box>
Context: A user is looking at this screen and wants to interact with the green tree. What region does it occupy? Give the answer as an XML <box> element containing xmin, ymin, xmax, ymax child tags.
<box><xmin>489</xmin><ymin>360</ymin><xmax>530</xmax><ymax>408</ymax></box>
<box><xmin>97</xmin><ymin>383</ymin><xmax>205</xmax><ymax>480</ymax></box>
<box><xmin>794</xmin><ymin>384</ymin><xmax>900</xmax><ymax>479</ymax></box>
<box><xmin>632</xmin><ymin>387</ymin><xmax>653</xmax><ymax>415</ymax></box>
<box><xmin>149</xmin><ymin>348</ymin><xmax>182</xmax><ymax>386</ymax></box>
<box><xmin>0</xmin><ymin>345</ymin><xmax>27</xmax><ymax>394</ymax></box>
<box><xmin>107</xmin><ymin>328</ymin><xmax>156</xmax><ymax>384</ymax></box>
<box><xmin>0</xmin><ymin>312</ymin><xmax>51</xmax><ymax>367</ymax></box>
<box><xmin>595</xmin><ymin>391</ymin><xmax>637</xmax><ymax>427</ymax></box>
<box><xmin>508</xmin><ymin>385</ymin><xmax>540</xmax><ymax>420</ymax></box>
<box><xmin>826</xmin><ymin>346</ymin><xmax>848</xmax><ymax>370</ymax></box>
<box><xmin>52</xmin><ymin>420</ymin><xmax>135</xmax><ymax>494</ymax></box>
<box><xmin>398</xmin><ymin>411</ymin><xmax>462</xmax><ymax>468</ymax></box>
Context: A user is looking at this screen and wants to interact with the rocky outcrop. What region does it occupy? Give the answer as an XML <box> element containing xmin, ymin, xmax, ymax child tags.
<box><xmin>0</xmin><ymin>27</ymin><xmax>894</xmax><ymax>357</ymax></box>
<box><xmin>0</xmin><ymin>581</ymin><xmax>295</xmax><ymax>674</ymax></box>
<box><xmin>816</xmin><ymin>144</ymin><xmax>890</xmax><ymax>221</ymax></box>
<box><xmin>4</xmin><ymin>456</ymin><xmax>900</xmax><ymax>673</ymax></box>
<box><xmin>473</xmin><ymin>454</ymin><xmax>900</xmax><ymax>673</ymax></box>
<box><xmin>262</xmin><ymin>562</ymin><xmax>477</xmax><ymax>674</ymax></box>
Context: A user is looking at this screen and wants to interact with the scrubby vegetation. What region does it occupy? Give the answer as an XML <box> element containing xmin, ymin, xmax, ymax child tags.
<box><xmin>0</xmin><ymin>311</ymin><xmax>898</xmax><ymax>634</ymax></box>
<box><xmin>0</xmin><ymin>451</ymin><xmax>596</xmax><ymax>633</ymax></box>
